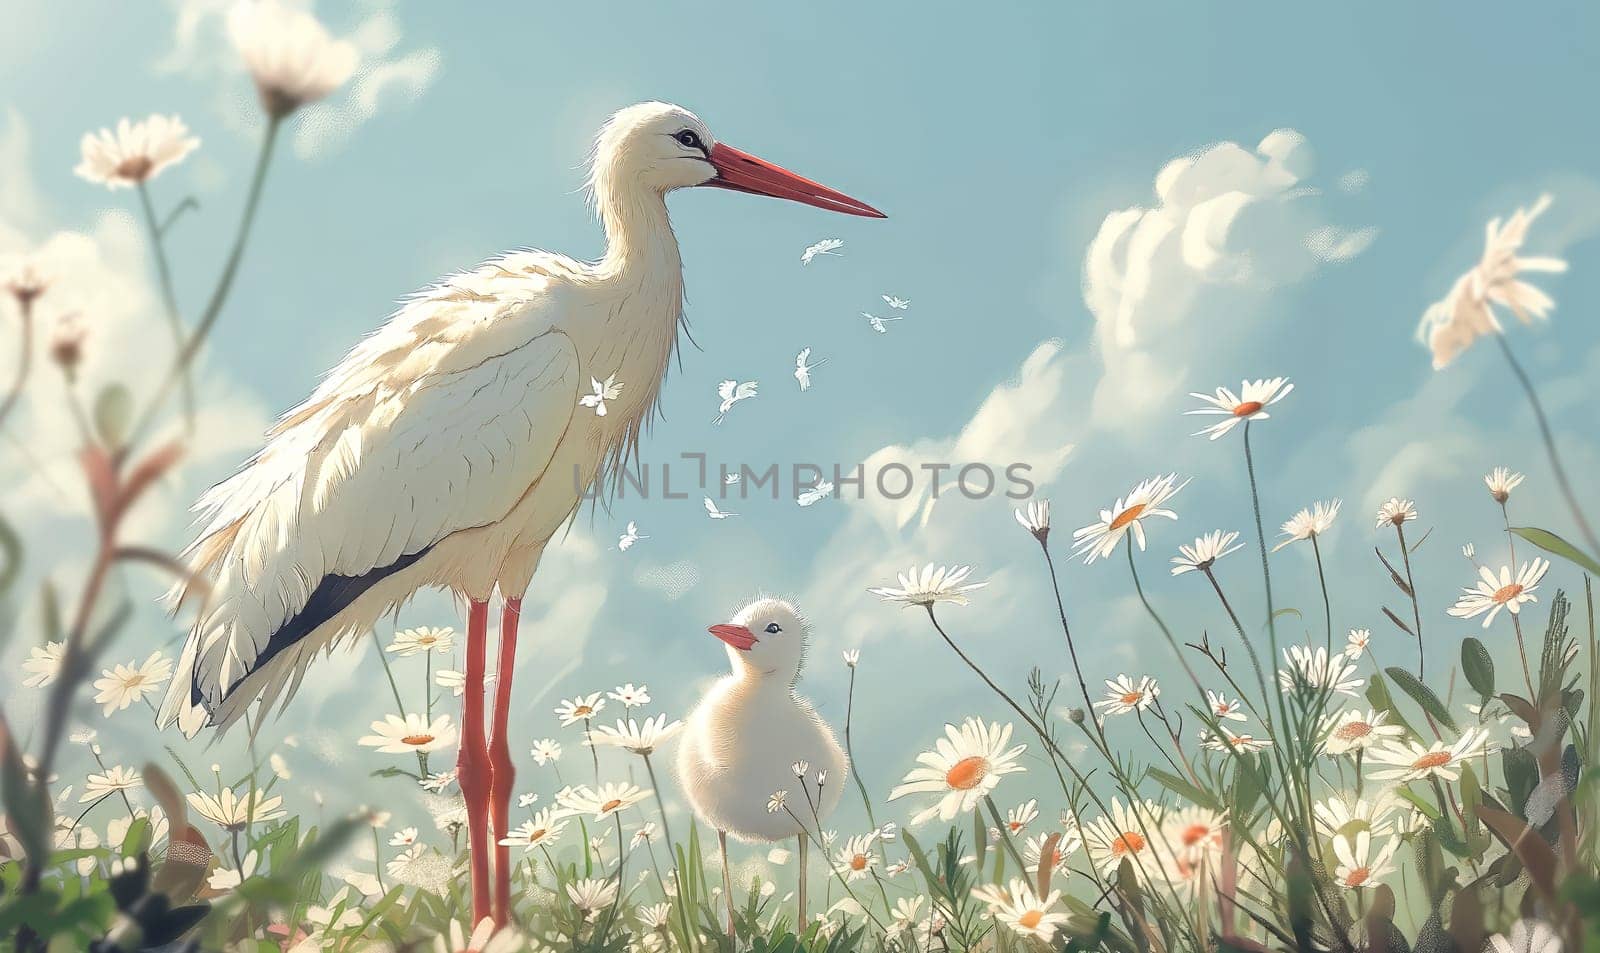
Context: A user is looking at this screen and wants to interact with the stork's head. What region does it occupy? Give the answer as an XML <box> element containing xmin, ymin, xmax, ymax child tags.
<box><xmin>591</xmin><ymin>102</ymin><xmax>884</xmax><ymax>218</ymax></box>
<box><xmin>708</xmin><ymin>597</ymin><xmax>809</xmax><ymax>682</ymax></box>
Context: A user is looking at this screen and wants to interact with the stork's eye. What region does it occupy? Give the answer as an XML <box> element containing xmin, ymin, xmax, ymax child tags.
<box><xmin>764</xmin><ymin>622</ymin><xmax>782</xmax><ymax>635</ymax></box>
<box><xmin>675</xmin><ymin>130</ymin><xmax>703</xmax><ymax>150</ymax></box>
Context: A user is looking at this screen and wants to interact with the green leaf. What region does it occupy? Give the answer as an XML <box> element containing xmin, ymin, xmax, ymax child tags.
<box><xmin>1385</xmin><ymin>666</ymin><xmax>1458</xmax><ymax>731</ymax></box>
<box><xmin>0</xmin><ymin>718</ymin><xmax>51</xmax><ymax>869</ymax></box>
<box><xmin>92</xmin><ymin>382</ymin><xmax>134</xmax><ymax>448</ymax></box>
<box><xmin>1460</xmin><ymin>764</ymin><xmax>1482</xmax><ymax>836</ymax></box>
<box><xmin>1512</xmin><ymin>526</ymin><xmax>1600</xmax><ymax>577</ymax></box>
<box><xmin>1148</xmin><ymin>766</ymin><xmax>1221</xmax><ymax>811</ymax></box>
<box><xmin>1366</xmin><ymin>670</ymin><xmax>1423</xmax><ymax>742</ymax></box>
<box><xmin>1461</xmin><ymin>638</ymin><xmax>1495</xmax><ymax>699</ymax></box>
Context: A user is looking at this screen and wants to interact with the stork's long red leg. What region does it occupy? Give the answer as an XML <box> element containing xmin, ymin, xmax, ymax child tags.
<box><xmin>457</xmin><ymin>599</ymin><xmax>493</xmax><ymax>924</ymax></box>
<box><xmin>488</xmin><ymin>597</ymin><xmax>521</xmax><ymax>925</ymax></box>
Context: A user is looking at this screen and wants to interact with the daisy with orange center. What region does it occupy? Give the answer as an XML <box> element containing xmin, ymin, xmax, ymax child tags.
<box><xmin>1364</xmin><ymin>728</ymin><xmax>1489</xmax><ymax>783</ymax></box>
<box><xmin>1024</xmin><ymin>828</ymin><xmax>1081</xmax><ymax>874</ymax></box>
<box><xmin>1447</xmin><ymin>558</ymin><xmax>1550</xmax><ymax>628</ymax></box>
<box><xmin>832</xmin><ymin>833</ymin><xmax>879</xmax><ymax>881</ymax></box>
<box><xmin>887</xmin><ymin>718</ymin><xmax>1026</xmax><ymax>825</ymax></box>
<box><xmin>1082</xmin><ymin>798</ymin><xmax>1163</xmax><ymax>878</ymax></box>
<box><xmin>554</xmin><ymin>693</ymin><xmax>606</xmax><ymax>727</ymax></box>
<box><xmin>358</xmin><ymin>713</ymin><xmax>458</xmax><ymax>755</ymax></box>
<box><xmin>1184</xmin><ymin>377</ymin><xmax>1294</xmax><ymax>440</ymax></box>
<box><xmin>1484</xmin><ymin>467</ymin><xmax>1525</xmax><ymax>503</ymax></box>
<box><xmin>1319</xmin><ymin>708</ymin><xmax>1405</xmax><ymax>757</ymax></box>
<box><xmin>1313</xmin><ymin>792</ymin><xmax>1402</xmax><ymax>841</ymax></box>
<box><xmin>971</xmin><ymin>879</ymin><xmax>1069</xmax><ymax>942</ymax></box>
<box><xmin>1200</xmin><ymin>727</ymin><xmax>1271</xmax><ymax>753</ymax></box>
<box><xmin>1094</xmin><ymin>674</ymin><xmax>1160</xmax><ymax>716</ymax></box>
<box><xmin>498</xmin><ymin>807</ymin><xmax>570</xmax><ymax>851</ymax></box>
<box><xmin>1004</xmin><ymin>798</ymin><xmax>1039</xmax><ymax>834</ymax></box>
<box><xmin>557</xmin><ymin>782</ymin><xmax>651</xmax><ymax>821</ymax></box>
<box><xmin>1331</xmin><ymin>830</ymin><xmax>1399</xmax><ymax>891</ymax></box>
<box><xmin>1071</xmin><ymin>474</ymin><xmax>1189</xmax><ymax>564</ymax></box>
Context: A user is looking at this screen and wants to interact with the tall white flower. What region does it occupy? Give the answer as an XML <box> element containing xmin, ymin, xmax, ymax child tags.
<box><xmin>22</xmin><ymin>642</ymin><xmax>65</xmax><ymax>688</ymax></box>
<box><xmin>74</xmin><ymin>115</ymin><xmax>200</xmax><ymax>189</ymax></box>
<box><xmin>1272</xmin><ymin>499</ymin><xmax>1341</xmax><ymax>552</ymax></box>
<box><xmin>1485</xmin><ymin>467</ymin><xmax>1525</xmax><ymax>503</ymax></box>
<box><xmin>1171</xmin><ymin>530</ymin><xmax>1243</xmax><ymax>575</ymax></box>
<box><xmin>971</xmin><ymin>878</ymin><xmax>1068</xmax><ymax>942</ymax></box>
<box><xmin>868</xmin><ymin>563</ymin><xmax>987</xmax><ymax>607</ymax></box>
<box><xmin>586</xmin><ymin>715</ymin><xmax>682</xmax><ymax>755</ymax></box>
<box><xmin>1184</xmin><ymin>377</ymin><xmax>1293</xmax><ymax>440</ymax></box>
<box><xmin>358</xmin><ymin>714</ymin><xmax>458</xmax><ymax>755</ymax></box>
<box><xmin>1071</xmin><ymin>474</ymin><xmax>1189</xmax><ymax>564</ymax></box>
<box><xmin>888</xmin><ymin>718</ymin><xmax>1026</xmax><ymax>825</ymax></box>
<box><xmin>1014</xmin><ymin>499</ymin><xmax>1050</xmax><ymax>541</ymax></box>
<box><xmin>1447</xmin><ymin>559</ymin><xmax>1550</xmax><ymax>627</ymax></box>
<box><xmin>92</xmin><ymin>652</ymin><xmax>173</xmax><ymax>716</ymax></box>
<box><xmin>1278</xmin><ymin>646</ymin><xmax>1363</xmax><ymax>697</ymax></box>
<box><xmin>1374</xmin><ymin>498</ymin><xmax>1417</xmax><ymax>529</ymax></box>
<box><xmin>187</xmin><ymin>787</ymin><xmax>285</xmax><ymax>832</ymax></box>
<box><xmin>558</xmin><ymin>782</ymin><xmax>651</xmax><ymax>821</ymax></box>
<box><xmin>81</xmin><ymin>765</ymin><xmax>142</xmax><ymax>802</ymax></box>
<box><xmin>1365</xmin><ymin>728</ymin><xmax>1490</xmax><ymax>783</ymax></box>
<box><xmin>1331</xmin><ymin>830</ymin><xmax>1400</xmax><ymax>890</ymax></box>
<box><xmin>1417</xmin><ymin>195</ymin><xmax>1567</xmax><ymax>369</ymax></box>
<box><xmin>228</xmin><ymin>0</ymin><xmax>358</xmax><ymax>119</ymax></box>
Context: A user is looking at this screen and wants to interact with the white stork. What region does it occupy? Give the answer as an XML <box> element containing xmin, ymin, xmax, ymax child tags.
<box><xmin>156</xmin><ymin>101</ymin><xmax>883</xmax><ymax>926</ymax></box>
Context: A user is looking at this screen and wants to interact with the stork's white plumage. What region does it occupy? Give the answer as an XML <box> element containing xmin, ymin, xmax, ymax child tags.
<box><xmin>156</xmin><ymin>100</ymin><xmax>882</xmax><ymax>927</ymax></box>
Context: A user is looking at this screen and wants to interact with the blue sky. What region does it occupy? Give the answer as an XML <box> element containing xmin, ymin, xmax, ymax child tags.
<box><xmin>2</xmin><ymin>0</ymin><xmax>1598</xmax><ymax>862</ymax></box>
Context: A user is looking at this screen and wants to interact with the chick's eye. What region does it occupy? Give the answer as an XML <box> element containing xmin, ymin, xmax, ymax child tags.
<box><xmin>676</xmin><ymin>130</ymin><xmax>702</xmax><ymax>149</ymax></box>
<box><xmin>764</xmin><ymin>623</ymin><xmax>782</xmax><ymax>635</ymax></box>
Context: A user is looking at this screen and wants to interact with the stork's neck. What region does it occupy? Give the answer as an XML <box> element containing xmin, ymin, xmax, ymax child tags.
<box><xmin>593</xmin><ymin>179</ymin><xmax>682</xmax><ymax>287</ymax></box>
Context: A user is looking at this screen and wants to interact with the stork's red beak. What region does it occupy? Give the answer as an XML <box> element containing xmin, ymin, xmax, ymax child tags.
<box><xmin>708</xmin><ymin>623</ymin><xmax>758</xmax><ymax>652</ymax></box>
<box><xmin>703</xmin><ymin>143</ymin><xmax>886</xmax><ymax>218</ymax></box>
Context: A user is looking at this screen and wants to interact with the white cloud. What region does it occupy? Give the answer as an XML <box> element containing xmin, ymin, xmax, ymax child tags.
<box><xmin>1082</xmin><ymin>129</ymin><xmax>1375</xmax><ymax>425</ymax></box>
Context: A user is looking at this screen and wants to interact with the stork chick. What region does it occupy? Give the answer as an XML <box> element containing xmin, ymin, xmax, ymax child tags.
<box><xmin>677</xmin><ymin>597</ymin><xmax>846</xmax><ymax>934</ymax></box>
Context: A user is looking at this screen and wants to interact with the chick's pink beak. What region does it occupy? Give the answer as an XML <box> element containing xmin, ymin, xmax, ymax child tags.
<box><xmin>708</xmin><ymin>623</ymin><xmax>758</xmax><ymax>652</ymax></box>
<box><xmin>702</xmin><ymin>142</ymin><xmax>886</xmax><ymax>218</ymax></box>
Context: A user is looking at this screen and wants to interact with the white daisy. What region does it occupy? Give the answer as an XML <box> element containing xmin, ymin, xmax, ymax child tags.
<box><xmin>228</xmin><ymin>0</ymin><xmax>358</xmax><ymax>119</ymax></box>
<box><xmin>1320</xmin><ymin>708</ymin><xmax>1405</xmax><ymax>757</ymax></box>
<box><xmin>1094</xmin><ymin>674</ymin><xmax>1160</xmax><ymax>716</ymax></box>
<box><xmin>558</xmin><ymin>782</ymin><xmax>651</xmax><ymax>821</ymax></box>
<box><xmin>1163</xmin><ymin>806</ymin><xmax>1226</xmax><ymax>863</ymax></box>
<box><xmin>868</xmin><ymin>563</ymin><xmax>988</xmax><ymax>607</ymax></box>
<box><xmin>1374</xmin><ymin>498</ymin><xmax>1417</xmax><ymax>529</ymax></box>
<box><xmin>1205</xmin><ymin>690</ymin><xmax>1247</xmax><ymax>722</ymax></box>
<box><xmin>1313</xmin><ymin>792</ymin><xmax>1402</xmax><ymax>841</ymax></box>
<box><xmin>186</xmin><ymin>787</ymin><xmax>285</xmax><ymax>832</ymax></box>
<box><xmin>91</xmin><ymin>652</ymin><xmax>173</xmax><ymax>715</ymax></box>
<box><xmin>1023</xmin><ymin>829</ymin><xmax>1079</xmax><ymax>873</ymax></box>
<box><xmin>1417</xmin><ymin>195</ymin><xmax>1567</xmax><ymax>369</ymax></box>
<box><xmin>1272</xmin><ymin>499</ymin><xmax>1341</xmax><ymax>552</ymax></box>
<box><xmin>530</xmin><ymin>739</ymin><xmax>562</xmax><ymax>765</ymax></box>
<box><xmin>972</xmin><ymin>878</ymin><xmax>1068</xmax><ymax>941</ymax></box>
<box><xmin>389</xmin><ymin>827</ymin><xmax>419</xmax><ymax>847</ymax></box>
<box><xmin>1184</xmin><ymin>377</ymin><xmax>1294</xmax><ymax>440</ymax></box>
<box><xmin>1485</xmin><ymin>467</ymin><xmax>1525</xmax><ymax>504</ymax></box>
<box><xmin>74</xmin><ymin>115</ymin><xmax>199</xmax><ymax>189</ymax></box>
<box><xmin>81</xmin><ymin>765</ymin><xmax>142</xmax><ymax>802</ymax></box>
<box><xmin>887</xmin><ymin>718</ymin><xmax>1026</xmax><ymax>825</ymax></box>
<box><xmin>387</xmin><ymin>626</ymin><xmax>454</xmax><ymax>656</ymax></box>
<box><xmin>1365</xmin><ymin>728</ymin><xmax>1490</xmax><ymax>783</ymax></box>
<box><xmin>22</xmin><ymin>642</ymin><xmax>65</xmax><ymax>688</ymax></box>
<box><xmin>1200</xmin><ymin>728</ymin><xmax>1271</xmax><ymax>753</ymax></box>
<box><xmin>607</xmin><ymin>683</ymin><xmax>650</xmax><ymax>708</ymax></box>
<box><xmin>554</xmin><ymin>693</ymin><xmax>605</xmax><ymax>726</ymax></box>
<box><xmin>1345</xmin><ymin>628</ymin><xmax>1371</xmax><ymax>659</ymax></box>
<box><xmin>434</xmin><ymin>668</ymin><xmax>495</xmax><ymax>696</ymax></box>
<box><xmin>499</xmin><ymin>808</ymin><xmax>569</xmax><ymax>851</ymax></box>
<box><xmin>586</xmin><ymin>715</ymin><xmax>683</xmax><ymax>755</ymax></box>
<box><xmin>1278</xmin><ymin>646</ymin><xmax>1364</xmax><ymax>697</ymax></box>
<box><xmin>832</xmin><ymin>833</ymin><xmax>879</xmax><ymax>881</ymax></box>
<box><xmin>1003</xmin><ymin>798</ymin><xmax>1039</xmax><ymax>835</ymax></box>
<box><xmin>1448</xmin><ymin>559</ymin><xmax>1550</xmax><ymax>628</ymax></box>
<box><xmin>1014</xmin><ymin>499</ymin><xmax>1050</xmax><ymax>540</ymax></box>
<box><xmin>1081</xmin><ymin>799</ymin><xmax>1163</xmax><ymax>878</ymax></box>
<box><xmin>1171</xmin><ymin>530</ymin><xmax>1244</xmax><ymax>575</ymax></box>
<box><xmin>842</xmin><ymin>649</ymin><xmax>860</xmax><ymax>667</ymax></box>
<box><xmin>1072</xmin><ymin>474</ymin><xmax>1189</xmax><ymax>564</ymax></box>
<box><xmin>357</xmin><ymin>714</ymin><xmax>458</xmax><ymax>755</ymax></box>
<box><xmin>1331</xmin><ymin>830</ymin><xmax>1400</xmax><ymax>890</ymax></box>
<box><xmin>566</xmin><ymin>876</ymin><xmax>619</xmax><ymax>912</ymax></box>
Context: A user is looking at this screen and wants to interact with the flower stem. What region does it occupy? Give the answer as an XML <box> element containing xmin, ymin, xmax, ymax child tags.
<box><xmin>1310</xmin><ymin>533</ymin><xmax>1333</xmax><ymax>653</ymax></box>
<box><xmin>1493</xmin><ymin>330</ymin><xmax>1600</xmax><ymax>558</ymax></box>
<box><xmin>1396</xmin><ymin>523</ymin><xmax>1425</xmax><ymax>678</ymax></box>
<box><xmin>135</xmin><ymin>181</ymin><xmax>194</xmax><ymax>432</ymax></box>
<box><xmin>130</xmin><ymin>115</ymin><xmax>282</xmax><ymax>446</ymax></box>
<box><xmin>842</xmin><ymin>665</ymin><xmax>881</xmax><ymax>839</ymax></box>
